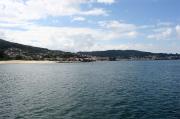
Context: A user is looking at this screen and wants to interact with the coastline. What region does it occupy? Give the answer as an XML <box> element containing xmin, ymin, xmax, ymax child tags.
<box><xmin>0</xmin><ymin>60</ymin><xmax>56</xmax><ymax>64</ymax></box>
<box><xmin>0</xmin><ymin>59</ymin><xmax>179</xmax><ymax>64</ymax></box>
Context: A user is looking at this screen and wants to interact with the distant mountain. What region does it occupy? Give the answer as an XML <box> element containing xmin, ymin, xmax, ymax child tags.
<box><xmin>0</xmin><ymin>39</ymin><xmax>50</xmax><ymax>53</ymax></box>
<box><xmin>78</xmin><ymin>50</ymin><xmax>180</xmax><ymax>60</ymax></box>
<box><xmin>0</xmin><ymin>39</ymin><xmax>75</xmax><ymax>60</ymax></box>
<box><xmin>79</xmin><ymin>50</ymin><xmax>152</xmax><ymax>57</ymax></box>
<box><xmin>1</xmin><ymin>39</ymin><xmax>180</xmax><ymax>61</ymax></box>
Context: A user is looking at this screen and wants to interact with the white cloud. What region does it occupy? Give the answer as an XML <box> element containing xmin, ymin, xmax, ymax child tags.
<box><xmin>93</xmin><ymin>43</ymin><xmax>180</xmax><ymax>53</ymax></box>
<box><xmin>0</xmin><ymin>21</ymin><xmax>33</xmax><ymax>29</ymax></box>
<box><xmin>98</xmin><ymin>20</ymin><xmax>139</xmax><ymax>38</ymax></box>
<box><xmin>80</xmin><ymin>43</ymin><xmax>167</xmax><ymax>53</ymax></box>
<box><xmin>1</xmin><ymin>23</ymin><xmax>180</xmax><ymax>53</ymax></box>
<box><xmin>0</xmin><ymin>0</ymin><xmax>108</xmax><ymax>52</ymax></box>
<box><xmin>0</xmin><ymin>26</ymin><xmax>95</xmax><ymax>51</ymax></box>
<box><xmin>0</xmin><ymin>26</ymin><xmax>96</xmax><ymax>51</ymax></box>
<box><xmin>99</xmin><ymin>20</ymin><xmax>137</xmax><ymax>31</ymax></box>
<box><xmin>72</xmin><ymin>17</ymin><xmax>86</xmax><ymax>21</ymax></box>
<box><xmin>176</xmin><ymin>25</ymin><xmax>180</xmax><ymax>39</ymax></box>
<box><xmin>0</xmin><ymin>21</ymin><xmax>140</xmax><ymax>52</ymax></box>
<box><xmin>0</xmin><ymin>31</ymin><xmax>6</xmax><ymax>39</ymax></box>
<box><xmin>139</xmin><ymin>25</ymin><xmax>155</xmax><ymax>29</ymax></box>
<box><xmin>87</xmin><ymin>44</ymin><xmax>148</xmax><ymax>51</ymax></box>
<box><xmin>0</xmin><ymin>26</ymin><xmax>160</xmax><ymax>52</ymax></box>
<box><xmin>97</xmin><ymin>0</ymin><xmax>115</xmax><ymax>4</ymax></box>
<box><xmin>0</xmin><ymin>0</ymin><xmax>179</xmax><ymax>53</ymax></box>
<box><xmin>0</xmin><ymin>0</ymin><xmax>108</xmax><ymax>23</ymax></box>
<box><xmin>147</xmin><ymin>28</ymin><xmax>173</xmax><ymax>40</ymax></box>
<box><xmin>80</xmin><ymin>8</ymin><xmax>107</xmax><ymax>16</ymax></box>
<box><xmin>156</xmin><ymin>22</ymin><xmax>173</xmax><ymax>27</ymax></box>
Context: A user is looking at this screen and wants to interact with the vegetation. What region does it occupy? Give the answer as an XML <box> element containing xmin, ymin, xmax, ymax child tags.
<box><xmin>1</xmin><ymin>39</ymin><xmax>180</xmax><ymax>61</ymax></box>
<box><xmin>78</xmin><ymin>50</ymin><xmax>180</xmax><ymax>60</ymax></box>
<box><xmin>0</xmin><ymin>39</ymin><xmax>77</xmax><ymax>61</ymax></box>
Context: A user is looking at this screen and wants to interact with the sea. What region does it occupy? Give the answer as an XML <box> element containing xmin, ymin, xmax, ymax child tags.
<box><xmin>0</xmin><ymin>60</ymin><xmax>180</xmax><ymax>119</ymax></box>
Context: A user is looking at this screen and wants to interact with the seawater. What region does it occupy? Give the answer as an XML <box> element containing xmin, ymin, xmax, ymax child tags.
<box><xmin>0</xmin><ymin>61</ymin><xmax>180</xmax><ymax>119</ymax></box>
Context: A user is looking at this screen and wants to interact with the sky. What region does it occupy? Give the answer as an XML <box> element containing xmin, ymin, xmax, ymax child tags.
<box><xmin>0</xmin><ymin>0</ymin><xmax>180</xmax><ymax>53</ymax></box>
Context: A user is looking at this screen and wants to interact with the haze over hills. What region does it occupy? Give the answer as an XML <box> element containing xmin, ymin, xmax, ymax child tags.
<box><xmin>1</xmin><ymin>39</ymin><xmax>180</xmax><ymax>61</ymax></box>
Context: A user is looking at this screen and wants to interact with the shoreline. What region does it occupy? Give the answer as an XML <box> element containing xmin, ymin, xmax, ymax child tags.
<box><xmin>0</xmin><ymin>60</ymin><xmax>95</xmax><ymax>64</ymax></box>
<box><xmin>0</xmin><ymin>59</ymin><xmax>179</xmax><ymax>64</ymax></box>
<box><xmin>0</xmin><ymin>60</ymin><xmax>56</xmax><ymax>64</ymax></box>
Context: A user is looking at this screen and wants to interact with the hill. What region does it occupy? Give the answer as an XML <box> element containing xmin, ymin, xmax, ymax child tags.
<box><xmin>0</xmin><ymin>39</ymin><xmax>75</xmax><ymax>60</ymax></box>
<box><xmin>1</xmin><ymin>39</ymin><xmax>180</xmax><ymax>61</ymax></box>
<box><xmin>78</xmin><ymin>50</ymin><xmax>180</xmax><ymax>60</ymax></box>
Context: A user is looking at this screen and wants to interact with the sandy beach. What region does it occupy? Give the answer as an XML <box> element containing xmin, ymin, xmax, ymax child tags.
<box><xmin>0</xmin><ymin>60</ymin><xmax>56</xmax><ymax>64</ymax></box>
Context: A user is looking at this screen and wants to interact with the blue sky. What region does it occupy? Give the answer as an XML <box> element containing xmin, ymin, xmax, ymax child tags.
<box><xmin>0</xmin><ymin>0</ymin><xmax>180</xmax><ymax>53</ymax></box>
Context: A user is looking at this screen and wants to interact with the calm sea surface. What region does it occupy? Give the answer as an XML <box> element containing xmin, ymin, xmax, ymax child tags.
<box><xmin>0</xmin><ymin>61</ymin><xmax>180</xmax><ymax>119</ymax></box>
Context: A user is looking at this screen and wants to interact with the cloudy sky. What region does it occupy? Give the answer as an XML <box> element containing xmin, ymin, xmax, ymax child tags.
<box><xmin>0</xmin><ymin>0</ymin><xmax>180</xmax><ymax>53</ymax></box>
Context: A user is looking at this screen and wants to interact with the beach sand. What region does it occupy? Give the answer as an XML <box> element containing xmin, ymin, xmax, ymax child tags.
<box><xmin>0</xmin><ymin>60</ymin><xmax>56</xmax><ymax>64</ymax></box>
